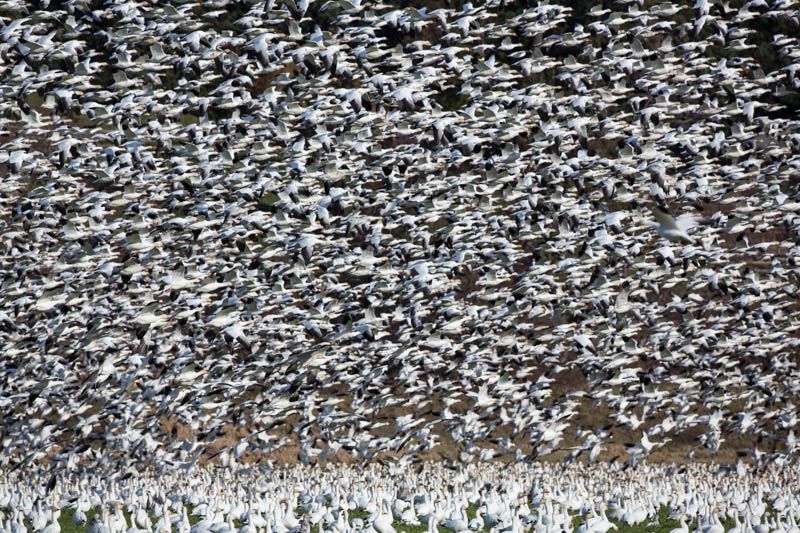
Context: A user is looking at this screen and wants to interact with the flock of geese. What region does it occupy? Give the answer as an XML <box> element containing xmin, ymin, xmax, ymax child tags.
<box><xmin>1</xmin><ymin>0</ymin><xmax>800</xmax><ymax>472</ymax></box>
<box><xmin>3</xmin><ymin>462</ymin><xmax>800</xmax><ymax>533</ymax></box>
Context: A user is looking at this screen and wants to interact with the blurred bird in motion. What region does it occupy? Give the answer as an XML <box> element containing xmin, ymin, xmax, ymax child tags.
<box><xmin>651</xmin><ymin>207</ymin><xmax>699</xmax><ymax>245</ymax></box>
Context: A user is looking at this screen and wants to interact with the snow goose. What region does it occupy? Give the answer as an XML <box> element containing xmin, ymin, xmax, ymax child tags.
<box><xmin>669</xmin><ymin>516</ymin><xmax>690</xmax><ymax>533</ymax></box>
<box><xmin>371</xmin><ymin>500</ymin><xmax>396</xmax><ymax>533</ymax></box>
<box><xmin>651</xmin><ymin>207</ymin><xmax>699</xmax><ymax>245</ymax></box>
<box><xmin>442</xmin><ymin>507</ymin><xmax>468</xmax><ymax>533</ymax></box>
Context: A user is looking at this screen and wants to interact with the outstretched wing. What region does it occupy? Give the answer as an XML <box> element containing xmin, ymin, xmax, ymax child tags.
<box><xmin>674</xmin><ymin>216</ymin><xmax>698</xmax><ymax>232</ymax></box>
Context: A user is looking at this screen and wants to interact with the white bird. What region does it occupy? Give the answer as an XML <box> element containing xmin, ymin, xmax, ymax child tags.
<box><xmin>651</xmin><ymin>207</ymin><xmax>698</xmax><ymax>244</ymax></box>
<box><xmin>669</xmin><ymin>516</ymin><xmax>689</xmax><ymax>533</ymax></box>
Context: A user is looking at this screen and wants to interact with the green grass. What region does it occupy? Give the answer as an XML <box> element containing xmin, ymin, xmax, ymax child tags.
<box><xmin>9</xmin><ymin>504</ymin><xmax>242</xmax><ymax>533</ymax></box>
<box><xmin>570</xmin><ymin>505</ymin><xmax>737</xmax><ymax>533</ymax></box>
<box><xmin>8</xmin><ymin>503</ymin><xmax>753</xmax><ymax>533</ymax></box>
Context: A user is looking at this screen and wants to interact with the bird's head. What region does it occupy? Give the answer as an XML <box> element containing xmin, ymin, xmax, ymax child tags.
<box><xmin>651</xmin><ymin>206</ymin><xmax>673</xmax><ymax>227</ymax></box>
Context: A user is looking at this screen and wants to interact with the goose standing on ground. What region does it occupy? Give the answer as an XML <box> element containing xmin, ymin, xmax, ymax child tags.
<box><xmin>372</xmin><ymin>500</ymin><xmax>397</xmax><ymax>533</ymax></box>
<box><xmin>670</xmin><ymin>516</ymin><xmax>690</xmax><ymax>533</ymax></box>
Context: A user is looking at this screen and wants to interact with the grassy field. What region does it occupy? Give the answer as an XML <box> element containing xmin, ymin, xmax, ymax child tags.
<box><xmin>7</xmin><ymin>502</ymin><xmax>741</xmax><ymax>533</ymax></box>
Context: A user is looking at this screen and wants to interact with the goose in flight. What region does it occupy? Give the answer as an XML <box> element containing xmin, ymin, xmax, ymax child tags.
<box><xmin>651</xmin><ymin>207</ymin><xmax>699</xmax><ymax>244</ymax></box>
